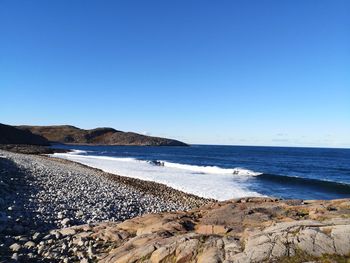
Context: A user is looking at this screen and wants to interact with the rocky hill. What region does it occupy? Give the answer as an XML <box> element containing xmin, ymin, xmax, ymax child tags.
<box><xmin>0</xmin><ymin>123</ymin><xmax>49</xmax><ymax>145</ymax></box>
<box><xmin>16</xmin><ymin>125</ymin><xmax>188</xmax><ymax>146</ymax></box>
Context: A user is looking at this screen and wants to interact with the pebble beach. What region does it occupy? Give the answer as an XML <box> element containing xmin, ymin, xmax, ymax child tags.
<box><xmin>0</xmin><ymin>150</ymin><xmax>210</xmax><ymax>262</ymax></box>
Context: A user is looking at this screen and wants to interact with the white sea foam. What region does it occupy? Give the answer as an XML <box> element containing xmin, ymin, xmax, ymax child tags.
<box><xmin>51</xmin><ymin>151</ymin><xmax>262</xmax><ymax>201</ymax></box>
<box><xmin>161</xmin><ymin>161</ymin><xmax>262</xmax><ymax>176</ymax></box>
<box><xmin>69</xmin><ymin>149</ymin><xmax>89</xmax><ymax>155</ymax></box>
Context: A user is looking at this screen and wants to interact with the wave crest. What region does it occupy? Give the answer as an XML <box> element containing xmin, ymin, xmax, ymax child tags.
<box><xmin>158</xmin><ymin>161</ymin><xmax>262</xmax><ymax>176</ymax></box>
<box><xmin>56</xmin><ymin>150</ymin><xmax>263</xmax><ymax>176</ymax></box>
<box><xmin>69</xmin><ymin>150</ymin><xmax>89</xmax><ymax>155</ymax></box>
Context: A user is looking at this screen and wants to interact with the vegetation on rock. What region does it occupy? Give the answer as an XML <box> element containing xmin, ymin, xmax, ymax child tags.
<box><xmin>17</xmin><ymin>125</ymin><xmax>188</xmax><ymax>146</ymax></box>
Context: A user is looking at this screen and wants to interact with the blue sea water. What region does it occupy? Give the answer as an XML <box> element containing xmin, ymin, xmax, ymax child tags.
<box><xmin>53</xmin><ymin>145</ymin><xmax>350</xmax><ymax>200</ymax></box>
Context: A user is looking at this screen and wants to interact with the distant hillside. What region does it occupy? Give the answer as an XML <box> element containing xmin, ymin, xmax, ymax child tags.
<box><xmin>0</xmin><ymin>123</ymin><xmax>49</xmax><ymax>145</ymax></box>
<box><xmin>17</xmin><ymin>125</ymin><xmax>188</xmax><ymax>146</ymax></box>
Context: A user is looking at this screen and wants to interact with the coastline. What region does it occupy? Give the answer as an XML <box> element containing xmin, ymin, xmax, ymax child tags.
<box><xmin>49</xmin><ymin>145</ymin><xmax>350</xmax><ymax>201</ymax></box>
<box><xmin>0</xmin><ymin>149</ymin><xmax>211</xmax><ymax>262</ymax></box>
<box><xmin>50</xmin><ymin>150</ymin><xmax>263</xmax><ymax>200</ymax></box>
<box><xmin>44</xmin><ymin>155</ymin><xmax>215</xmax><ymax>206</ymax></box>
<box><xmin>1</xmin><ymin>149</ymin><xmax>350</xmax><ymax>262</ymax></box>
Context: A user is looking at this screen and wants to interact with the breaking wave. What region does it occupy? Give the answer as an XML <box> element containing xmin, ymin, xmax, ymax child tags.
<box><xmin>50</xmin><ymin>150</ymin><xmax>262</xmax><ymax>200</ymax></box>
<box><xmin>149</xmin><ymin>160</ymin><xmax>262</xmax><ymax>176</ymax></box>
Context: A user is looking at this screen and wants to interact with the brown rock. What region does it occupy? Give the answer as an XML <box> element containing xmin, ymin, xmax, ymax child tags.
<box><xmin>196</xmin><ymin>224</ymin><xmax>230</xmax><ymax>235</ymax></box>
<box><xmin>38</xmin><ymin>198</ymin><xmax>350</xmax><ymax>263</ymax></box>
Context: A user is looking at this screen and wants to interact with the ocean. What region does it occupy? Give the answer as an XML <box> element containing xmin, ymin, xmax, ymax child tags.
<box><xmin>51</xmin><ymin>145</ymin><xmax>350</xmax><ymax>201</ymax></box>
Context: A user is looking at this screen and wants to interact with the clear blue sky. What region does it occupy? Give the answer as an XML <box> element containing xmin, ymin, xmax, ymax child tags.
<box><xmin>1</xmin><ymin>1</ymin><xmax>349</xmax><ymax>147</ymax></box>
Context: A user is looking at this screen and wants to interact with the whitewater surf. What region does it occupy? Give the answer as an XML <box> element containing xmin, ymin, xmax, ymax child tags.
<box><xmin>51</xmin><ymin>150</ymin><xmax>262</xmax><ymax>201</ymax></box>
<box><xmin>49</xmin><ymin>145</ymin><xmax>350</xmax><ymax>200</ymax></box>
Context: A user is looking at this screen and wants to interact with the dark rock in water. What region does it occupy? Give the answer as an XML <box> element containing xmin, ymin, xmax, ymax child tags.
<box><xmin>16</xmin><ymin>125</ymin><xmax>188</xmax><ymax>146</ymax></box>
<box><xmin>148</xmin><ymin>160</ymin><xmax>165</xmax><ymax>166</ymax></box>
<box><xmin>0</xmin><ymin>123</ymin><xmax>49</xmax><ymax>145</ymax></box>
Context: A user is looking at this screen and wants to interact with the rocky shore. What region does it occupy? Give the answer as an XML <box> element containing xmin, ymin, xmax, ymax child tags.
<box><xmin>0</xmin><ymin>144</ymin><xmax>68</xmax><ymax>155</ymax></box>
<box><xmin>28</xmin><ymin>199</ymin><xmax>350</xmax><ymax>263</ymax></box>
<box><xmin>64</xmin><ymin>198</ymin><xmax>350</xmax><ymax>263</ymax></box>
<box><xmin>0</xmin><ymin>150</ymin><xmax>209</xmax><ymax>262</ymax></box>
<box><xmin>1</xmin><ymin>150</ymin><xmax>350</xmax><ymax>263</ymax></box>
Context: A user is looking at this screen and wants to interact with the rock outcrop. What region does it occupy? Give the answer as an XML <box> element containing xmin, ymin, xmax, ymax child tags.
<box><xmin>16</xmin><ymin>197</ymin><xmax>350</xmax><ymax>262</ymax></box>
<box><xmin>0</xmin><ymin>123</ymin><xmax>49</xmax><ymax>145</ymax></box>
<box><xmin>16</xmin><ymin>125</ymin><xmax>188</xmax><ymax>146</ymax></box>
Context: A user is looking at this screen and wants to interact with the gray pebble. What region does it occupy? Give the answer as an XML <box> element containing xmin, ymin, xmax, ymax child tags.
<box><xmin>9</xmin><ymin>243</ymin><xmax>21</xmax><ymax>252</ymax></box>
<box><xmin>0</xmin><ymin>149</ymin><xmax>208</xmax><ymax>261</ymax></box>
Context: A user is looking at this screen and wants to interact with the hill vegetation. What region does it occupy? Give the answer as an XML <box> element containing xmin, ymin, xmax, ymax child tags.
<box><xmin>0</xmin><ymin>124</ymin><xmax>49</xmax><ymax>145</ymax></box>
<box><xmin>16</xmin><ymin>125</ymin><xmax>188</xmax><ymax>146</ymax></box>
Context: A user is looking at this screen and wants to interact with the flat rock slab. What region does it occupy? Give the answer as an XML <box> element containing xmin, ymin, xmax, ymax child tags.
<box><xmin>26</xmin><ymin>197</ymin><xmax>350</xmax><ymax>262</ymax></box>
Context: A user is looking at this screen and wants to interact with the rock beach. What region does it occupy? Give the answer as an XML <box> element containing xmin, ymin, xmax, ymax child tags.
<box><xmin>1</xmin><ymin>149</ymin><xmax>350</xmax><ymax>262</ymax></box>
<box><xmin>13</xmin><ymin>197</ymin><xmax>348</xmax><ymax>262</ymax></box>
<box><xmin>0</xmin><ymin>149</ymin><xmax>208</xmax><ymax>262</ymax></box>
